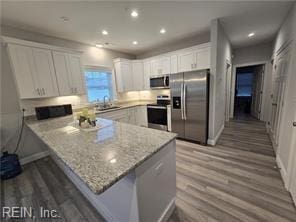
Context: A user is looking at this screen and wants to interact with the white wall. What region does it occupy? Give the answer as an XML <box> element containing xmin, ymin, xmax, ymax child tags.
<box><xmin>0</xmin><ymin>25</ymin><xmax>136</xmax><ymax>159</ymax></box>
<box><xmin>136</xmin><ymin>31</ymin><xmax>210</xmax><ymax>59</ymax></box>
<box><xmin>233</xmin><ymin>42</ymin><xmax>272</xmax><ymax>65</ymax></box>
<box><xmin>273</xmin><ymin>4</ymin><xmax>296</xmax><ymax>176</ymax></box>
<box><xmin>208</xmin><ymin>19</ymin><xmax>232</xmax><ymax>145</ymax></box>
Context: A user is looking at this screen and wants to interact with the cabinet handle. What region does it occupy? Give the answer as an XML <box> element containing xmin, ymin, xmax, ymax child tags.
<box><xmin>37</xmin><ymin>88</ymin><xmax>40</xmax><ymax>95</ymax></box>
<box><xmin>191</xmin><ymin>64</ymin><xmax>193</xmax><ymax>69</ymax></box>
<box><xmin>42</xmin><ymin>88</ymin><xmax>45</xmax><ymax>95</ymax></box>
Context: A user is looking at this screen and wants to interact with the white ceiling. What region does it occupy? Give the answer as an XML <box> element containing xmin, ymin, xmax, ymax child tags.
<box><xmin>1</xmin><ymin>1</ymin><xmax>294</xmax><ymax>55</ymax></box>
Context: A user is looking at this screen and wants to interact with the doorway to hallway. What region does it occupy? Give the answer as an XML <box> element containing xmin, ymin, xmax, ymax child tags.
<box><xmin>233</xmin><ymin>64</ymin><xmax>265</xmax><ymax>120</ymax></box>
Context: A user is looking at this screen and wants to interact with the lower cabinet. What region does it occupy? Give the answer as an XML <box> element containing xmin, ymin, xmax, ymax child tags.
<box><xmin>96</xmin><ymin>106</ymin><xmax>148</xmax><ymax>127</ymax></box>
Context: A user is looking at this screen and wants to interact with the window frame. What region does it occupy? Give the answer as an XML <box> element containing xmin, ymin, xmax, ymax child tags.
<box><xmin>84</xmin><ymin>65</ymin><xmax>117</xmax><ymax>103</ymax></box>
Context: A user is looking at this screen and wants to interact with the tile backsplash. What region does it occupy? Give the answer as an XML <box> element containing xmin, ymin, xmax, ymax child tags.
<box><xmin>20</xmin><ymin>89</ymin><xmax>170</xmax><ymax>116</ymax></box>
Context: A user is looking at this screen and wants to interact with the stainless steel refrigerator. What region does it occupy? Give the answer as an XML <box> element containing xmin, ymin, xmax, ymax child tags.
<box><xmin>170</xmin><ymin>70</ymin><xmax>209</xmax><ymax>144</ymax></box>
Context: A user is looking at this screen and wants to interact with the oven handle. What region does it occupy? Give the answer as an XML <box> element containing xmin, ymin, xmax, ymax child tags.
<box><xmin>147</xmin><ymin>106</ymin><xmax>167</xmax><ymax>110</ymax></box>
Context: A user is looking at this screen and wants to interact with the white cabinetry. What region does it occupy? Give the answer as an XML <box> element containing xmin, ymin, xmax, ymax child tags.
<box><xmin>196</xmin><ymin>46</ymin><xmax>211</xmax><ymax>70</ymax></box>
<box><xmin>178</xmin><ymin>45</ymin><xmax>211</xmax><ymax>72</ymax></box>
<box><xmin>150</xmin><ymin>56</ymin><xmax>171</xmax><ymax>76</ymax></box>
<box><xmin>53</xmin><ymin>51</ymin><xmax>85</xmax><ymax>96</ymax></box>
<box><xmin>136</xmin><ymin>105</ymin><xmax>148</xmax><ymax>127</ymax></box>
<box><xmin>114</xmin><ymin>59</ymin><xmax>133</xmax><ymax>92</ymax></box>
<box><xmin>7</xmin><ymin>44</ymin><xmax>58</xmax><ymax>98</ymax></box>
<box><xmin>132</xmin><ymin>61</ymin><xmax>144</xmax><ymax>91</ymax></box>
<box><xmin>143</xmin><ymin>60</ymin><xmax>151</xmax><ymax>90</ymax></box>
<box><xmin>113</xmin><ymin>43</ymin><xmax>211</xmax><ymax>93</ymax></box>
<box><xmin>178</xmin><ymin>50</ymin><xmax>196</xmax><ymax>72</ymax></box>
<box><xmin>170</xmin><ymin>55</ymin><xmax>178</xmax><ymax>74</ymax></box>
<box><xmin>96</xmin><ymin>106</ymin><xmax>148</xmax><ymax>127</ymax></box>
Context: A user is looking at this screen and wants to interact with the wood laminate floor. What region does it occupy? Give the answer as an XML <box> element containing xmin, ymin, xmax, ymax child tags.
<box><xmin>2</xmin><ymin>118</ymin><xmax>296</xmax><ymax>221</ymax></box>
<box><xmin>170</xmin><ymin>118</ymin><xmax>296</xmax><ymax>222</ymax></box>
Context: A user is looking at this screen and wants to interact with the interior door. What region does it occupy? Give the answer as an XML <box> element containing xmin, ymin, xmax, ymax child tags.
<box><xmin>184</xmin><ymin>71</ymin><xmax>208</xmax><ymax>143</ymax></box>
<box><xmin>270</xmin><ymin>49</ymin><xmax>291</xmax><ymax>146</ymax></box>
<box><xmin>251</xmin><ymin>66</ymin><xmax>264</xmax><ymax>119</ymax></box>
<box><xmin>170</xmin><ymin>73</ymin><xmax>185</xmax><ymax>138</ymax></box>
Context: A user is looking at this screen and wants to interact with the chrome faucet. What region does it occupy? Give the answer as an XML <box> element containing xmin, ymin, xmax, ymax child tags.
<box><xmin>103</xmin><ymin>95</ymin><xmax>110</xmax><ymax>108</ymax></box>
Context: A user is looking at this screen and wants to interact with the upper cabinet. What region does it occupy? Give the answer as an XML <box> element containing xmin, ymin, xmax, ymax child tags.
<box><xmin>150</xmin><ymin>56</ymin><xmax>170</xmax><ymax>76</ymax></box>
<box><xmin>113</xmin><ymin>43</ymin><xmax>211</xmax><ymax>92</ymax></box>
<box><xmin>143</xmin><ymin>60</ymin><xmax>151</xmax><ymax>90</ymax></box>
<box><xmin>178</xmin><ymin>50</ymin><xmax>196</xmax><ymax>72</ymax></box>
<box><xmin>178</xmin><ymin>44</ymin><xmax>211</xmax><ymax>72</ymax></box>
<box><xmin>114</xmin><ymin>59</ymin><xmax>133</xmax><ymax>92</ymax></box>
<box><xmin>5</xmin><ymin>37</ymin><xmax>85</xmax><ymax>99</ymax></box>
<box><xmin>170</xmin><ymin>55</ymin><xmax>178</xmax><ymax>74</ymax></box>
<box><xmin>7</xmin><ymin>44</ymin><xmax>58</xmax><ymax>99</ymax></box>
<box><xmin>52</xmin><ymin>51</ymin><xmax>85</xmax><ymax>96</ymax></box>
<box><xmin>132</xmin><ymin>61</ymin><xmax>144</xmax><ymax>91</ymax></box>
<box><xmin>196</xmin><ymin>46</ymin><xmax>211</xmax><ymax>70</ymax></box>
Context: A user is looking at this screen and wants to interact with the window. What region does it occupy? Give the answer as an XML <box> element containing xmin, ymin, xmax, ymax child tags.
<box><xmin>84</xmin><ymin>68</ymin><xmax>113</xmax><ymax>102</ymax></box>
<box><xmin>236</xmin><ymin>73</ymin><xmax>253</xmax><ymax>97</ymax></box>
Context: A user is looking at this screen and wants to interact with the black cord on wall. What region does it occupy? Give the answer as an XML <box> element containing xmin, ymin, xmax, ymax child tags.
<box><xmin>12</xmin><ymin>108</ymin><xmax>25</xmax><ymax>154</ymax></box>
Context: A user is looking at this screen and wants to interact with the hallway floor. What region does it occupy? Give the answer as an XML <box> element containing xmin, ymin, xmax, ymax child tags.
<box><xmin>171</xmin><ymin>119</ymin><xmax>296</xmax><ymax>222</ymax></box>
<box><xmin>2</xmin><ymin>119</ymin><xmax>296</xmax><ymax>221</ymax></box>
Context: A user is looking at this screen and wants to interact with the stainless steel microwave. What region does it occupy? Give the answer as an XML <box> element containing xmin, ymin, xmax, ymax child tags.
<box><xmin>150</xmin><ymin>75</ymin><xmax>170</xmax><ymax>89</ymax></box>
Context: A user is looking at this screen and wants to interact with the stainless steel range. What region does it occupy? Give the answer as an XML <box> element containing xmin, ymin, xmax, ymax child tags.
<box><xmin>147</xmin><ymin>95</ymin><xmax>170</xmax><ymax>131</ymax></box>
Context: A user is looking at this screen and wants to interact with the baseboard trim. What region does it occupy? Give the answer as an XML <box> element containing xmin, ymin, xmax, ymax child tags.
<box><xmin>158</xmin><ymin>198</ymin><xmax>175</xmax><ymax>222</ymax></box>
<box><xmin>276</xmin><ymin>155</ymin><xmax>289</xmax><ymax>190</ymax></box>
<box><xmin>208</xmin><ymin>124</ymin><xmax>224</xmax><ymax>146</ymax></box>
<box><xmin>20</xmin><ymin>150</ymin><xmax>50</xmax><ymax>165</ymax></box>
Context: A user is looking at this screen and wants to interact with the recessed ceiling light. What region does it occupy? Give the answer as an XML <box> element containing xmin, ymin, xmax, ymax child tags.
<box><xmin>131</xmin><ymin>10</ymin><xmax>138</xmax><ymax>18</ymax></box>
<box><xmin>110</xmin><ymin>158</ymin><xmax>117</xmax><ymax>164</ymax></box>
<box><xmin>102</xmin><ymin>30</ymin><xmax>108</xmax><ymax>35</ymax></box>
<box><xmin>133</xmin><ymin>41</ymin><xmax>138</xmax><ymax>45</ymax></box>
<box><xmin>95</xmin><ymin>43</ymin><xmax>103</xmax><ymax>48</ymax></box>
<box><xmin>248</xmin><ymin>32</ymin><xmax>255</xmax><ymax>37</ymax></box>
<box><xmin>160</xmin><ymin>28</ymin><xmax>166</xmax><ymax>34</ymax></box>
<box><xmin>60</xmin><ymin>16</ymin><xmax>69</xmax><ymax>22</ymax></box>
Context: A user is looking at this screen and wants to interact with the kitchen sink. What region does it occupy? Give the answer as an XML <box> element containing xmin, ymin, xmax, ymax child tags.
<box><xmin>95</xmin><ymin>106</ymin><xmax>121</xmax><ymax>111</ymax></box>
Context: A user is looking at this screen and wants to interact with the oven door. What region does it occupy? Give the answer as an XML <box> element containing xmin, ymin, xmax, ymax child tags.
<box><xmin>150</xmin><ymin>76</ymin><xmax>169</xmax><ymax>89</ymax></box>
<box><xmin>147</xmin><ymin>106</ymin><xmax>168</xmax><ymax>130</ymax></box>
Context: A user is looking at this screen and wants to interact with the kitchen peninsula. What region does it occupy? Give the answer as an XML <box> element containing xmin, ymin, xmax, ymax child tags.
<box><xmin>26</xmin><ymin>116</ymin><xmax>177</xmax><ymax>222</ymax></box>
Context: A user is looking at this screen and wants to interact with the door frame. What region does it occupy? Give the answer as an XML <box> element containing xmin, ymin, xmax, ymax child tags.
<box><xmin>225</xmin><ymin>60</ymin><xmax>232</xmax><ymax>122</ymax></box>
<box><xmin>230</xmin><ymin>61</ymin><xmax>269</xmax><ymax>120</ymax></box>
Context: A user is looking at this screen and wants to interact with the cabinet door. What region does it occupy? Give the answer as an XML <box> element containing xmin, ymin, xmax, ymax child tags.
<box><xmin>160</xmin><ymin>56</ymin><xmax>171</xmax><ymax>75</ymax></box>
<box><xmin>52</xmin><ymin>51</ymin><xmax>72</xmax><ymax>96</ymax></box>
<box><xmin>170</xmin><ymin>55</ymin><xmax>178</xmax><ymax>74</ymax></box>
<box><xmin>7</xmin><ymin>44</ymin><xmax>38</xmax><ymax>98</ymax></box>
<box><xmin>150</xmin><ymin>59</ymin><xmax>161</xmax><ymax>76</ymax></box>
<box><xmin>178</xmin><ymin>50</ymin><xmax>196</xmax><ymax>72</ymax></box>
<box><xmin>196</xmin><ymin>47</ymin><xmax>210</xmax><ymax>70</ymax></box>
<box><xmin>68</xmin><ymin>54</ymin><xmax>85</xmax><ymax>94</ymax></box>
<box><xmin>132</xmin><ymin>61</ymin><xmax>144</xmax><ymax>91</ymax></box>
<box><xmin>122</xmin><ymin>61</ymin><xmax>133</xmax><ymax>91</ymax></box>
<box><xmin>143</xmin><ymin>60</ymin><xmax>151</xmax><ymax>90</ymax></box>
<box><xmin>32</xmin><ymin>48</ymin><xmax>59</xmax><ymax>97</ymax></box>
<box><xmin>136</xmin><ymin>106</ymin><xmax>148</xmax><ymax>127</ymax></box>
<box><xmin>114</xmin><ymin>62</ymin><xmax>124</xmax><ymax>92</ymax></box>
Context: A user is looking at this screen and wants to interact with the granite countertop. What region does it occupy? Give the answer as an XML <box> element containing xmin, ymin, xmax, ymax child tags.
<box><xmin>26</xmin><ymin>116</ymin><xmax>176</xmax><ymax>194</ymax></box>
<box><xmin>73</xmin><ymin>100</ymin><xmax>155</xmax><ymax>115</ymax></box>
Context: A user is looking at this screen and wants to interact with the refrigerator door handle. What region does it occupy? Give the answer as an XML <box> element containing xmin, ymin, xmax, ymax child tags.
<box><xmin>183</xmin><ymin>83</ymin><xmax>187</xmax><ymax>120</ymax></box>
<box><xmin>181</xmin><ymin>83</ymin><xmax>184</xmax><ymax>120</ymax></box>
